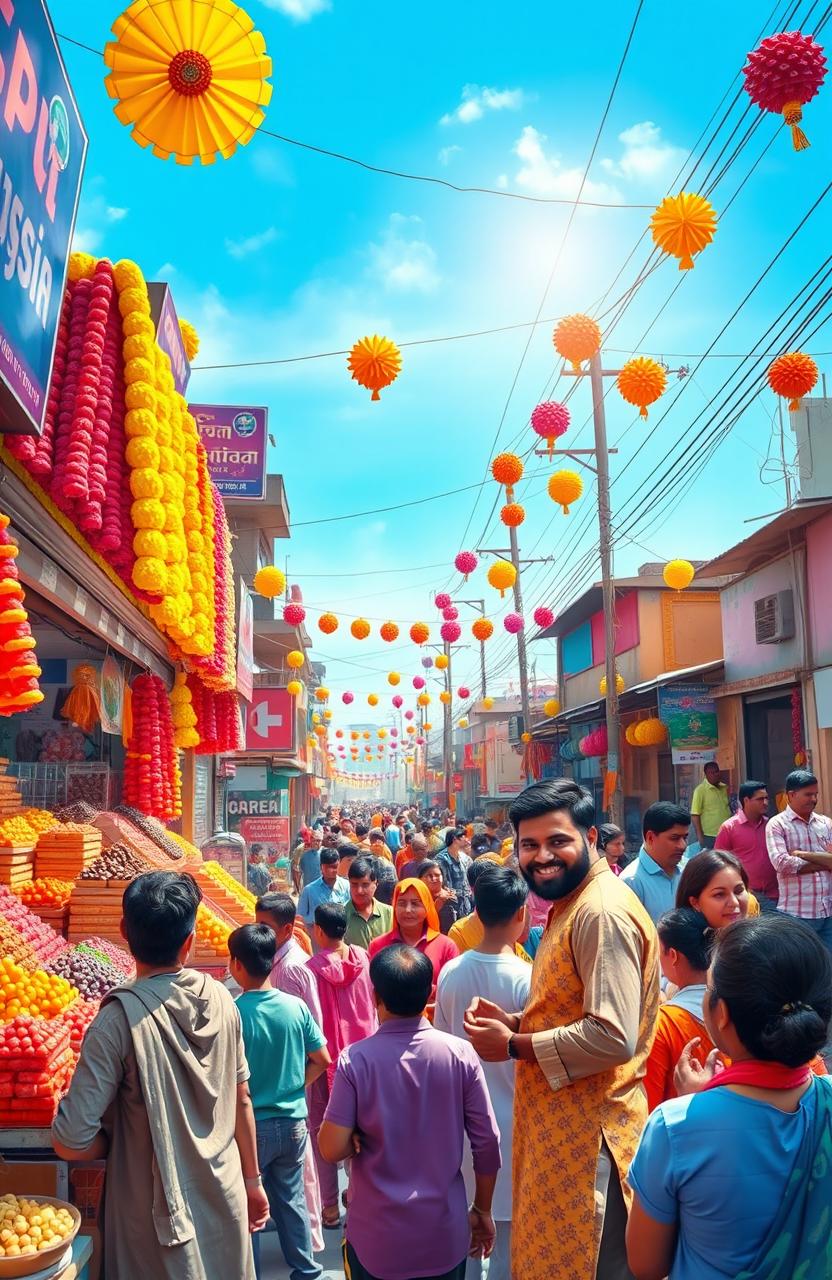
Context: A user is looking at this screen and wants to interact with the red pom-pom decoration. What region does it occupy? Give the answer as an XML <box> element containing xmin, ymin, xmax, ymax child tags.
<box><xmin>742</xmin><ymin>30</ymin><xmax>827</xmax><ymax>150</ymax></box>
<box><xmin>533</xmin><ymin>605</ymin><xmax>555</xmax><ymax>629</ymax></box>
<box><xmin>504</xmin><ymin>612</ymin><xmax>525</xmax><ymax>634</ymax></box>
<box><xmin>283</xmin><ymin>602</ymin><xmax>306</xmax><ymax>626</ymax></box>
<box><xmin>458</xmin><ymin>686</ymin><xmax>470</xmax><ymax>700</ymax></box>
<box><xmin>434</xmin><ymin>593</ymin><xmax>452</xmax><ymax>610</ymax></box>
<box><xmin>454</xmin><ymin>550</ymin><xmax>478</xmax><ymax>579</ymax></box>
<box><xmin>441</xmin><ymin>621</ymin><xmax>461</xmax><ymax>643</ymax></box>
<box><xmin>530</xmin><ymin>401</ymin><xmax>570</xmax><ymax>456</ymax></box>
<box><xmin>442</xmin><ymin>606</ymin><xmax>459</xmax><ymax>621</ymax></box>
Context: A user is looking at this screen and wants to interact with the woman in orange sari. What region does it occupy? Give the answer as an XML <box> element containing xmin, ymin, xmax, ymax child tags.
<box><xmin>367</xmin><ymin>878</ymin><xmax>458</xmax><ymax>1006</ymax></box>
<box><xmin>645</xmin><ymin>908</ymin><xmax>714</xmax><ymax>1111</ymax></box>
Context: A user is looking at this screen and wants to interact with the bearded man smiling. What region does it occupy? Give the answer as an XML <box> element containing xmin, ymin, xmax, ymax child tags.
<box><xmin>464</xmin><ymin>779</ymin><xmax>659</xmax><ymax>1280</ymax></box>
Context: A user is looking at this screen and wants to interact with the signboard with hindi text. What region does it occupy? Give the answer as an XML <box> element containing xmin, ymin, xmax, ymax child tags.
<box><xmin>0</xmin><ymin>0</ymin><xmax>87</xmax><ymax>436</ymax></box>
<box><xmin>658</xmin><ymin>682</ymin><xmax>719</xmax><ymax>765</ymax></box>
<box><xmin>191</xmin><ymin>403</ymin><xmax>268</xmax><ymax>499</ymax></box>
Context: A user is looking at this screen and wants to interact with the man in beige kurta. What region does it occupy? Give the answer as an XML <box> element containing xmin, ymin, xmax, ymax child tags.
<box><xmin>53</xmin><ymin>872</ymin><xmax>265</xmax><ymax>1280</ymax></box>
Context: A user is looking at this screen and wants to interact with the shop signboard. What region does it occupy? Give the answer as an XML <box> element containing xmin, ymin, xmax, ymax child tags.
<box><xmin>0</xmin><ymin>0</ymin><xmax>88</xmax><ymax>437</ymax></box>
<box><xmin>658</xmin><ymin>682</ymin><xmax>719</xmax><ymax>765</ymax></box>
<box><xmin>191</xmin><ymin>403</ymin><xmax>268</xmax><ymax>499</ymax></box>
<box><xmin>147</xmin><ymin>283</ymin><xmax>190</xmax><ymax>395</ymax></box>
<box><xmin>237</xmin><ymin>579</ymin><xmax>254</xmax><ymax>701</ymax></box>
<box><xmin>245</xmin><ymin>687</ymin><xmax>294</xmax><ymax>752</ymax></box>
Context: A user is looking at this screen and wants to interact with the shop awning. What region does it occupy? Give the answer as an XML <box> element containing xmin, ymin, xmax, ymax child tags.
<box><xmin>622</xmin><ymin>659</ymin><xmax>724</xmax><ymax>699</ymax></box>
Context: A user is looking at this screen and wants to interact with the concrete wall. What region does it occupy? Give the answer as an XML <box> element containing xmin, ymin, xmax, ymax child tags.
<box><xmin>806</xmin><ymin>512</ymin><xmax>832</xmax><ymax>668</ymax></box>
<box><xmin>720</xmin><ymin>552</ymin><xmax>805</xmax><ymax>681</ymax></box>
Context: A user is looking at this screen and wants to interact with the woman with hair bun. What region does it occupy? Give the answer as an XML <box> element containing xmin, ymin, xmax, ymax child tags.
<box><xmin>645</xmin><ymin>909</ymin><xmax>715</xmax><ymax>1112</ymax></box>
<box><xmin>627</xmin><ymin>915</ymin><xmax>832</xmax><ymax>1280</ymax></box>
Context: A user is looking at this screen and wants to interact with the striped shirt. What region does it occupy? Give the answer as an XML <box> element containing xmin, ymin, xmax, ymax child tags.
<box><xmin>765</xmin><ymin>805</ymin><xmax>832</xmax><ymax>919</ymax></box>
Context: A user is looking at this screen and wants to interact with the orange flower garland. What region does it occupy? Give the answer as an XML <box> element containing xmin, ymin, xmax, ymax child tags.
<box><xmin>0</xmin><ymin>514</ymin><xmax>43</xmax><ymax>716</ymax></box>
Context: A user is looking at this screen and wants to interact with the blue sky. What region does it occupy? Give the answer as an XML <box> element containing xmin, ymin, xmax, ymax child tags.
<box><xmin>50</xmin><ymin>0</ymin><xmax>832</xmax><ymax>734</ymax></box>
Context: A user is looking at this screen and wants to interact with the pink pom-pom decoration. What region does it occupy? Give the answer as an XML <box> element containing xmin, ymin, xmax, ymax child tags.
<box><xmin>458</xmin><ymin>686</ymin><xmax>470</xmax><ymax>699</ymax></box>
<box><xmin>455</xmin><ymin>550</ymin><xmax>478</xmax><ymax>579</ymax></box>
<box><xmin>435</xmin><ymin>592</ymin><xmax>452</xmax><ymax>610</ymax></box>
<box><xmin>283</xmin><ymin>602</ymin><xmax>306</xmax><ymax>626</ymax></box>
<box><xmin>742</xmin><ymin>31</ymin><xmax>827</xmax><ymax>150</ymax></box>
<box><xmin>504</xmin><ymin>612</ymin><xmax>525</xmax><ymax>634</ymax></box>
<box><xmin>533</xmin><ymin>605</ymin><xmax>555</xmax><ymax>629</ymax></box>
<box><xmin>421</xmin><ymin>656</ymin><xmax>433</xmax><ymax>668</ymax></box>
<box><xmin>416</xmin><ymin>737</ymin><xmax>425</xmax><ymax>746</ymax></box>
<box><xmin>531</xmin><ymin>400</ymin><xmax>570</xmax><ymax>455</ymax></box>
<box><xmin>342</xmin><ymin>691</ymin><xmax>354</xmax><ymax>705</ymax></box>
<box><xmin>392</xmin><ymin>695</ymin><xmax>403</xmax><ymax>708</ymax></box>
<box><xmin>391</xmin><ymin>727</ymin><xmax>399</xmax><ymax>736</ymax></box>
<box><xmin>413</xmin><ymin>676</ymin><xmax>425</xmax><ymax>690</ymax></box>
<box><xmin>580</xmin><ymin>725</ymin><xmax>609</xmax><ymax>757</ymax></box>
<box><xmin>442</xmin><ymin>605</ymin><xmax>459</xmax><ymax>621</ymax></box>
<box><xmin>441</xmin><ymin>621</ymin><xmax>461</xmax><ymax>643</ymax></box>
<box><xmin>405</xmin><ymin>709</ymin><xmax>414</xmax><ymax>720</ymax></box>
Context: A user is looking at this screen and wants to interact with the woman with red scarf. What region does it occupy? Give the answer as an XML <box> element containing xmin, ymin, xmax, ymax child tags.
<box><xmin>368</xmin><ymin>878</ymin><xmax>458</xmax><ymax>1009</ymax></box>
<box><xmin>627</xmin><ymin>915</ymin><xmax>832</xmax><ymax>1280</ymax></box>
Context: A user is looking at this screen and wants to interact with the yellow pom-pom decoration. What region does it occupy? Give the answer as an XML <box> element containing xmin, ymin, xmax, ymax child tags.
<box><xmin>459</xmin><ymin>718</ymin><xmax>469</xmax><ymax>729</ymax></box>
<box><xmin>521</xmin><ymin>732</ymin><xmax>531</xmax><ymax>743</ymax></box>
<box><xmin>599</xmin><ymin>673</ymin><xmax>625</xmax><ymax>695</ymax></box>
<box><xmin>650</xmin><ymin>192</ymin><xmax>717</xmax><ymax>270</ymax></box>
<box><xmin>633</xmin><ymin>717</ymin><xmax>667</xmax><ymax>746</ymax></box>
<box><xmin>179</xmin><ymin>318</ymin><xmax>200</xmax><ymax>361</ymax></box>
<box><xmin>368</xmin><ymin>693</ymin><xmax>379</xmax><ymax>706</ymax></box>
<box><xmin>314</xmin><ymin>687</ymin><xmax>330</xmax><ymax>702</ymax></box>
<box><xmin>417</xmin><ymin>692</ymin><xmax>431</xmax><ymax>707</ymax></box>
<box><xmin>547</xmin><ymin>470</ymin><xmax>583</xmax><ymax>515</ymax></box>
<box><xmin>663</xmin><ymin>559</ymin><xmax>695</xmax><ymax>591</ymax></box>
<box><xmin>254</xmin><ymin>565</ymin><xmax>286</xmax><ymax>598</ymax></box>
<box><xmin>388</xmin><ymin>672</ymin><xmax>401</xmax><ymax>686</ymax></box>
<box><xmin>486</xmin><ymin>560</ymin><xmax>516</xmax><ymax>598</ymax></box>
<box><xmin>543</xmin><ymin>697</ymin><xmax>560</xmax><ymax>717</ymax></box>
<box><xmin>347</xmin><ymin>334</ymin><xmax>402</xmax><ymax>401</ymax></box>
<box><xmin>286</xmin><ymin>650</ymin><xmax>304</xmax><ymax>669</ymax></box>
<box><xmin>287</xmin><ymin>679</ymin><xmax>302</xmax><ymax>697</ymax></box>
<box><xmin>482</xmin><ymin>696</ymin><xmax>494</xmax><ymax>710</ymax></box>
<box><xmin>553</xmin><ymin>313</ymin><xmax>601</xmax><ymax>371</ymax></box>
<box><xmin>617</xmin><ymin>357</ymin><xmax>667</xmax><ymax>419</ymax></box>
<box><xmin>435</xmin><ymin>653</ymin><xmax>449</xmax><ymax>671</ymax></box>
<box><xmin>440</xmin><ymin>691</ymin><xmax>452</xmax><ymax>705</ymax></box>
<box><xmin>351</xmin><ymin>618</ymin><xmax>371</xmax><ymax>640</ymax></box>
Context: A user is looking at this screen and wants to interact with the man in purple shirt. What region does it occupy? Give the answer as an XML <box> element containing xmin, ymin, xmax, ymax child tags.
<box><xmin>256</xmin><ymin>893</ymin><xmax>323</xmax><ymax>1026</ymax></box>
<box><xmin>319</xmin><ymin>944</ymin><xmax>501</xmax><ymax>1280</ymax></box>
<box><xmin>714</xmin><ymin>780</ymin><xmax>778</xmax><ymax>912</ymax></box>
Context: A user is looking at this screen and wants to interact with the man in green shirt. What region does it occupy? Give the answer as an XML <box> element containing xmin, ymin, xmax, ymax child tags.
<box><xmin>690</xmin><ymin>761</ymin><xmax>732</xmax><ymax>849</ymax></box>
<box><xmin>343</xmin><ymin>857</ymin><xmax>393</xmax><ymax>950</ymax></box>
<box><xmin>230</xmin><ymin>924</ymin><xmax>330</xmax><ymax>1280</ymax></box>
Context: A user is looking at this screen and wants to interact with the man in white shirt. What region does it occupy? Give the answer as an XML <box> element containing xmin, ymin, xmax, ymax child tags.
<box><xmin>434</xmin><ymin>865</ymin><xmax>531</xmax><ymax>1280</ymax></box>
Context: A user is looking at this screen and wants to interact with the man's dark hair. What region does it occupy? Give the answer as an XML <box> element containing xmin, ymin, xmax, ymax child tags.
<box><xmin>369</xmin><ymin>943</ymin><xmax>433</xmax><ymax>1016</ymax></box>
<box><xmin>228</xmin><ymin>923</ymin><xmax>276</xmax><ymax>979</ymax></box>
<box><xmin>255</xmin><ymin>891</ymin><xmax>296</xmax><ymax>928</ymax></box>
<box><xmin>321</xmin><ymin>847</ymin><xmax>340</xmax><ymax>867</ymax></box>
<box><xmin>657</xmin><ymin>908</ymin><xmax>713</xmax><ymax>973</ymax></box>
<box><xmin>485</xmin><ymin>818</ymin><xmax>498</xmax><ymax>830</ymax></box>
<box><xmin>445</xmin><ymin>826</ymin><xmax>466</xmax><ymax>849</ymax></box>
<box><xmin>474</xmin><ymin>866</ymin><xmax>528</xmax><ymax>927</ymax></box>
<box><xmin>368</xmin><ymin>828</ymin><xmax>386</xmax><ymax>844</ymax></box>
<box><xmin>786</xmin><ymin>768</ymin><xmax>818</xmax><ymax>792</ymax></box>
<box><xmin>349</xmin><ymin>856</ymin><xmax>377</xmax><ymax>882</ymax></box>
<box><xmin>122</xmin><ymin>871</ymin><xmax>202</xmax><ymax>966</ymax></box>
<box><xmin>336</xmin><ymin>842</ymin><xmax>356</xmax><ymax>860</ymax></box>
<box><xmin>471</xmin><ymin>833</ymin><xmax>491</xmax><ymax>857</ymax></box>
<box><xmin>509</xmin><ymin>778</ymin><xmax>595</xmax><ymax>835</ymax></box>
<box><xmin>739</xmin><ymin>780</ymin><xmax>767</xmax><ymax>805</ymax></box>
<box><xmin>354</xmin><ymin>823</ymin><xmax>369</xmax><ymax>839</ymax></box>
<box><xmin>467</xmin><ymin>857</ymin><xmax>498</xmax><ymax>889</ymax></box>
<box><xmin>643</xmin><ymin>801</ymin><xmax>691</xmax><ymax>839</ymax></box>
<box><xmin>315</xmin><ymin>902</ymin><xmax>348</xmax><ymax>940</ymax></box>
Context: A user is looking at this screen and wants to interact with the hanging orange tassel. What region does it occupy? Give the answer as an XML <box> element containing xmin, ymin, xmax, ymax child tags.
<box><xmin>782</xmin><ymin>101</ymin><xmax>810</xmax><ymax>151</ymax></box>
<box><xmin>121</xmin><ymin>683</ymin><xmax>133</xmax><ymax>748</ymax></box>
<box><xmin>61</xmin><ymin>663</ymin><xmax>102</xmax><ymax>733</ymax></box>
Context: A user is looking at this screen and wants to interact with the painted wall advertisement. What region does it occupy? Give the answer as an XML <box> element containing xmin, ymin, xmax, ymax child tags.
<box><xmin>191</xmin><ymin>403</ymin><xmax>268</xmax><ymax>499</ymax></box>
<box><xmin>658</xmin><ymin>683</ymin><xmax>719</xmax><ymax>764</ymax></box>
<box><xmin>227</xmin><ymin>790</ymin><xmax>291</xmax><ymax>882</ymax></box>
<box><xmin>0</xmin><ymin>0</ymin><xmax>88</xmax><ymax>436</ymax></box>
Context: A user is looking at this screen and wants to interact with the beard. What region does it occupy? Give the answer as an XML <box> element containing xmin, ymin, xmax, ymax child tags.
<box><xmin>520</xmin><ymin>835</ymin><xmax>592</xmax><ymax>900</ymax></box>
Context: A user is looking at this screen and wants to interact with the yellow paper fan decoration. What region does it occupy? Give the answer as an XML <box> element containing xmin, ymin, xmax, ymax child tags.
<box><xmin>650</xmin><ymin>192</ymin><xmax>717</xmax><ymax>270</ymax></box>
<box><xmin>347</xmin><ymin>335</ymin><xmax>402</xmax><ymax>401</ymax></box>
<box><xmin>104</xmin><ymin>0</ymin><xmax>273</xmax><ymax>166</ymax></box>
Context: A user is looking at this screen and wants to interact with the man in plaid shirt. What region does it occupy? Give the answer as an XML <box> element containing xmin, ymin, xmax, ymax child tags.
<box><xmin>765</xmin><ymin>768</ymin><xmax>832</xmax><ymax>951</ymax></box>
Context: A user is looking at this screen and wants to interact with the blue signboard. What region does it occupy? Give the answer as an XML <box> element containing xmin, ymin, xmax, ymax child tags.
<box><xmin>0</xmin><ymin>0</ymin><xmax>87</xmax><ymax>436</ymax></box>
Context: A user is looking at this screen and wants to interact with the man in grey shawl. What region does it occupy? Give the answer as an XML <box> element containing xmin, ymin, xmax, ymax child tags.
<box><xmin>53</xmin><ymin>870</ymin><xmax>269</xmax><ymax>1279</ymax></box>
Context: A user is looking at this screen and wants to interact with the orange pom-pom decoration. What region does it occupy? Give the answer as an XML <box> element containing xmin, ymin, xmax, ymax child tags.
<box><xmin>380</xmin><ymin>621</ymin><xmax>400</xmax><ymax>642</ymax></box>
<box><xmin>318</xmin><ymin>612</ymin><xmax>339</xmax><ymax>635</ymax></box>
<box><xmin>547</xmin><ymin>470</ymin><xmax>583</xmax><ymax>515</ymax></box>
<box><xmin>617</xmin><ymin>357</ymin><xmax>667</xmax><ymax>419</ymax></box>
<box><xmin>553</xmin><ymin>313</ymin><xmax>601</xmax><ymax>371</ymax></box>
<box><xmin>486</xmin><ymin>561</ymin><xmax>516</xmax><ymax>599</ymax></box>
<box><xmin>500</xmin><ymin>502</ymin><xmax>525</xmax><ymax>528</ymax></box>
<box><xmin>472</xmin><ymin>617</ymin><xmax>494</xmax><ymax>642</ymax></box>
<box><xmin>347</xmin><ymin>334</ymin><xmax>402</xmax><ymax>400</ymax></box>
<box><xmin>767</xmin><ymin>351</ymin><xmax>818</xmax><ymax>411</ymax></box>
<box><xmin>410</xmin><ymin>622</ymin><xmax>430</xmax><ymax>645</ymax></box>
<box><xmin>351</xmin><ymin>618</ymin><xmax>371</xmax><ymax>640</ymax></box>
<box><xmin>650</xmin><ymin>192</ymin><xmax>717</xmax><ymax>270</ymax></box>
<box><xmin>491</xmin><ymin>452</ymin><xmax>524</xmax><ymax>493</ymax></box>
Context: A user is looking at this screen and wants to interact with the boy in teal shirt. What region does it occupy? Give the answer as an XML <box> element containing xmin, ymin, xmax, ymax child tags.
<box><xmin>230</xmin><ymin>924</ymin><xmax>330</xmax><ymax>1280</ymax></box>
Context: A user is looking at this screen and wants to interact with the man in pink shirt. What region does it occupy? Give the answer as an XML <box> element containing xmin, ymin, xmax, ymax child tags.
<box><xmin>715</xmin><ymin>780</ymin><xmax>778</xmax><ymax>912</ymax></box>
<box><xmin>306</xmin><ymin>902</ymin><xmax>377</xmax><ymax>1229</ymax></box>
<box><xmin>255</xmin><ymin>893</ymin><xmax>322</xmax><ymax>1026</ymax></box>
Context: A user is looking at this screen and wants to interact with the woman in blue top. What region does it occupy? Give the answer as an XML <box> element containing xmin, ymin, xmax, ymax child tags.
<box><xmin>627</xmin><ymin>914</ymin><xmax>832</xmax><ymax>1280</ymax></box>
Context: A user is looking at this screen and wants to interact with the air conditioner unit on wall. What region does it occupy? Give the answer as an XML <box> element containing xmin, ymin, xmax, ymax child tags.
<box><xmin>754</xmin><ymin>590</ymin><xmax>795</xmax><ymax>644</ymax></box>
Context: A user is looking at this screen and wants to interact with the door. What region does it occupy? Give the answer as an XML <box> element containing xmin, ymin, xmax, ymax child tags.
<box><xmin>744</xmin><ymin>690</ymin><xmax>795</xmax><ymax>798</ymax></box>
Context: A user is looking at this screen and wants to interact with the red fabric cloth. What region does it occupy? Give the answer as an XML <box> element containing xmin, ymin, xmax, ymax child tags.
<box><xmin>703</xmin><ymin>1059</ymin><xmax>813</xmax><ymax>1092</ymax></box>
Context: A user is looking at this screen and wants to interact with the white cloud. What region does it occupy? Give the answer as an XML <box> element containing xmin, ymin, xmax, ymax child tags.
<box><xmin>506</xmin><ymin>125</ymin><xmax>621</xmax><ymax>201</ymax></box>
<box><xmin>249</xmin><ymin>145</ymin><xmax>295</xmax><ymax>185</ymax></box>
<box><xmin>440</xmin><ymin>84</ymin><xmax>525</xmax><ymax>127</ymax></box>
<box><xmin>72</xmin><ymin>227</ymin><xmax>103</xmax><ymax>253</ymax></box>
<box><xmin>259</xmin><ymin>0</ymin><xmax>330</xmax><ymax>19</ymax></box>
<box><xmin>438</xmin><ymin>145</ymin><xmax>462</xmax><ymax>166</ymax></box>
<box><xmin>601</xmin><ymin>120</ymin><xmax>686</xmax><ymax>183</ymax></box>
<box><xmin>156</xmin><ymin>261</ymin><xmax>177</xmax><ymax>277</ymax></box>
<box><xmin>106</xmin><ymin>206</ymin><xmax>128</xmax><ymax>222</ymax></box>
<box><xmin>225</xmin><ymin>226</ymin><xmax>280</xmax><ymax>259</ymax></box>
<box><xmin>368</xmin><ymin>213</ymin><xmax>440</xmax><ymax>294</ymax></box>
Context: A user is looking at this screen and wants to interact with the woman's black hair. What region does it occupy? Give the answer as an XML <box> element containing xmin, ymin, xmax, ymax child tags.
<box><xmin>597</xmin><ymin>823</ymin><xmax>623</xmax><ymax>851</ymax></box>
<box><xmin>676</xmin><ymin>848</ymin><xmax>748</xmax><ymax>910</ymax></box>
<box><xmin>416</xmin><ymin>858</ymin><xmax>441</xmax><ymax>880</ymax></box>
<box><xmin>657</xmin><ymin>907</ymin><xmax>713</xmax><ymax>973</ymax></box>
<box><xmin>709</xmin><ymin>916</ymin><xmax>832</xmax><ymax>1066</ymax></box>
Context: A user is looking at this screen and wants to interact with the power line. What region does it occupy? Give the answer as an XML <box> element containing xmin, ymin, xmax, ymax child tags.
<box><xmin>56</xmin><ymin>31</ymin><xmax>655</xmax><ymax>211</ymax></box>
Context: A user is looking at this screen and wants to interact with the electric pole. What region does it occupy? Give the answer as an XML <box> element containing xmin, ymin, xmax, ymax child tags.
<box><xmin>457</xmin><ymin>597</ymin><xmax>488</xmax><ymax>698</ymax></box>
